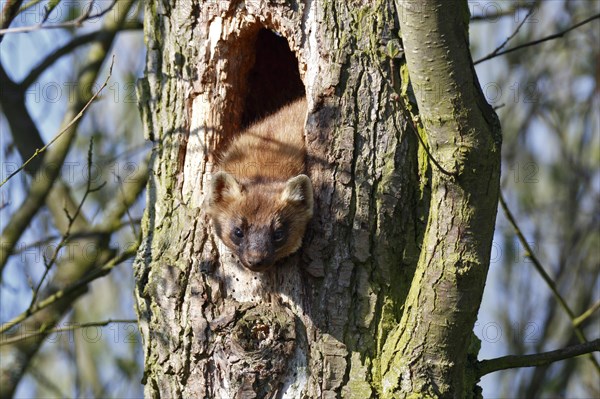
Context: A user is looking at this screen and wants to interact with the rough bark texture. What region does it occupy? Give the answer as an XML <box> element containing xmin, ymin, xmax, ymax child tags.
<box><xmin>134</xmin><ymin>0</ymin><xmax>499</xmax><ymax>397</ymax></box>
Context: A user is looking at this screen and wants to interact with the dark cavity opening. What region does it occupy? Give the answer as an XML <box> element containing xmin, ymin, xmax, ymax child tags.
<box><xmin>241</xmin><ymin>29</ymin><xmax>305</xmax><ymax>127</ymax></box>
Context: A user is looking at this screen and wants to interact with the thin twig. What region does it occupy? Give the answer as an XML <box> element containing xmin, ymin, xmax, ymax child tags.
<box><xmin>20</xmin><ymin>21</ymin><xmax>141</xmax><ymax>89</ymax></box>
<box><xmin>0</xmin><ymin>319</ymin><xmax>137</xmax><ymax>346</ymax></box>
<box><xmin>407</xmin><ymin>115</ymin><xmax>457</xmax><ymax>177</ymax></box>
<box><xmin>65</xmin><ymin>139</ymin><xmax>107</xmax><ymax>223</ymax></box>
<box><xmin>0</xmin><ymin>56</ymin><xmax>115</xmax><ymax>189</ymax></box>
<box><xmin>478</xmin><ymin>339</ymin><xmax>600</xmax><ymax>376</ymax></box>
<box><xmin>499</xmin><ymin>192</ymin><xmax>600</xmax><ymax>373</ymax></box>
<box><xmin>379</xmin><ymin>57</ymin><xmax>457</xmax><ymax>178</ymax></box>
<box><xmin>0</xmin><ymin>244</ymin><xmax>137</xmax><ymax>335</ymax></box>
<box><xmin>28</xmin><ymin>139</ymin><xmax>106</xmax><ymax>308</ymax></box>
<box><xmin>475</xmin><ymin>13</ymin><xmax>600</xmax><ymax>65</ymax></box>
<box><xmin>479</xmin><ymin>8</ymin><xmax>534</xmax><ymax>61</ymax></box>
<box><xmin>574</xmin><ymin>300</ymin><xmax>600</xmax><ymax>328</ymax></box>
<box><xmin>0</xmin><ymin>0</ymin><xmax>117</xmax><ymax>35</ymax></box>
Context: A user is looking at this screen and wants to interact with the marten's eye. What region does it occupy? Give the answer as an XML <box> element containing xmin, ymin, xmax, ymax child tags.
<box><xmin>273</xmin><ymin>228</ymin><xmax>285</xmax><ymax>242</ymax></box>
<box><xmin>234</xmin><ymin>228</ymin><xmax>244</xmax><ymax>238</ymax></box>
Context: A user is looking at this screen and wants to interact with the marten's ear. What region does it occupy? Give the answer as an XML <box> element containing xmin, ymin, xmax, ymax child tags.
<box><xmin>281</xmin><ymin>175</ymin><xmax>313</xmax><ymax>215</ymax></box>
<box><xmin>208</xmin><ymin>172</ymin><xmax>242</xmax><ymax>209</ymax></box>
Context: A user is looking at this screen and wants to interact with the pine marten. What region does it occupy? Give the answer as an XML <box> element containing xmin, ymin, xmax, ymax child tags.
<box><xmin>207</xmin><ymin>98</ymin><xmax>313</xmax><ymax>272</ymax></box>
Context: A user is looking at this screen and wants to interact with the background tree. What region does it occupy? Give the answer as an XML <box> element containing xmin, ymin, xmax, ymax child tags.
<box><xmin>1</xmin><ymin>1</ymin><xmax>146</xmax><ymax>397</ymax></box>
<box><xmin>470</xmin><ymin>1</ymin><xmax>600</xmax><ymax>397</ymax></box>
<box><xmin>0</xmin><ymin>0</ymin><xmax>598</xmax><ymax>398</ymax></box>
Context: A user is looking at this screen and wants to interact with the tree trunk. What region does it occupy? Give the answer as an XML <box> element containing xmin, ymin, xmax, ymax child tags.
<box><xmin>134</xmin><ymin>0</ymin><xmax>500</xmax><ymax>398</ymax></box>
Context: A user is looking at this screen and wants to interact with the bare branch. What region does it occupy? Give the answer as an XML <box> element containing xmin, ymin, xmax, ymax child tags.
<box><xmin>477</xmin><ymin>8</ymin><xmax>534</xmax><ymax>62</ymax></box>
<box><xmin>499</xmin><ymin>192</ymin><xmax>600</xmax><ymax>373</ymax></box>
<box><xmin>0</xmin><ymin>57</ymin><xmax>115</xmax><ymax>274</ymax></box>
<box><xmin>28</xmin><ymin>138</ymin><xmax>106</xmax><ymax>308</ymax></box>
<box><xmin>0</xmin><ymin>0</ymin><xmax>117</xmax><ymax>35</ymax></box>
<box><xmin>574</xmin><ymin>300</ymin><xmax>600</xmax><ymax>328</ymax></box>
<box><xmin>0</xmin><ymin>2</ymin><xmax>139</xmax><ymax>396</ymax></box>
<box><xmin>475</xmin><ymin>14</ymin><xmax>600</xmax><ymax>65</ymax></box>
<box><xmin>21</xmin><ymin>20</ymin><xmax>142</xmax><ymax>89</ymax></box>
<box><xmin>0</xmin><ymin>58</ymin><xmax>114</xmax><ymax>189</ymax></box>
<box><xmin>0</xmin><ymin>0</ymin><xmax>24</xmax><ymax>31</ymax></box>
<box><xmin>2</xmin><ymin>163</ymin><xmax>146</xmax><ymax>334</ymax></box>
<box><xmin>0</xmin><ymin>244</ymin><xmax>138</xmax><ymax>335</ymax></box>
<box><xmin>478</xmin><ymin>339</ymin><xmax>600</xmax><ymax>377</ymax></box>
<box><xmin>1</xmin><ymin>158</ymin><xmax>146</xmax><ymax>334</ymax></box>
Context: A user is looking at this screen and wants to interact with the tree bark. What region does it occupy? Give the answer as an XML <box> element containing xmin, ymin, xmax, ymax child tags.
<box><xmin>134</xmin><ymin>0</ymin><xmax>499</xmax><ymax>397</ymax></box>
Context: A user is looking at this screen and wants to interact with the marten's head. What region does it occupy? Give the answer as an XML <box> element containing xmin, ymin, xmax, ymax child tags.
<box><xmin>207</xmin><ymin>172</ymin><xmax>313</xmax><ymax>272</ymax></box>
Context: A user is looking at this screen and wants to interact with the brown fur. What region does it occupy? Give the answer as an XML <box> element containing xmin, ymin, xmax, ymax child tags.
<box><xmin>207</xmin><ymin>98</ymin><xmax>313</xmax><ymax>272</ymax></box>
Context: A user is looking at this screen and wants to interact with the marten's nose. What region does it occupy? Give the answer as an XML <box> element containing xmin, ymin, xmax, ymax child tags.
<box><xmin>243</xmin><ymin>245</ymin><xmax>277</xmax><ymax>271</ymax></box>
<box><xmin>244</xmin><ymin>255</ymin><xmax>269</xmax><ymax>271</ymax></box>
<box><xmin>243</xmin><ymin>229</ymin><xmax>274</xmax><ymax>271</ymax></box>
